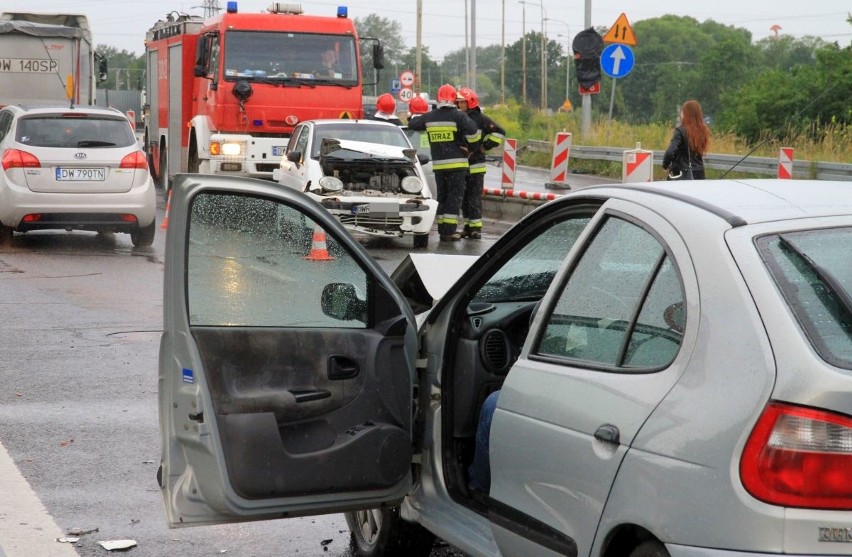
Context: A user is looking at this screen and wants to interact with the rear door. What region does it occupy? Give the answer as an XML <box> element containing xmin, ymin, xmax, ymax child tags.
<box><xmin>159</xmin><ymin>174</ymin><xmax>416</xmax><ymax>526</ymax></box>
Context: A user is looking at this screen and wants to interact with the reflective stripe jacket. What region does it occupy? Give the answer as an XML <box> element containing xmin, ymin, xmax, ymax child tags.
<box><xmin>465</xmin><ymin>107</ymin><xmax>506</xmax><ymax>175</ymax></box>
<box><xmin>407</xmin><ymin>106</ymin><xmax>481</xmax><ymax>172</ymax></box>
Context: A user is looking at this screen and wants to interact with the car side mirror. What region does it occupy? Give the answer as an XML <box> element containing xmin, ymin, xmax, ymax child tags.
<box><xmin>321</xmin><ymin>283</ymin><xmax>367</xmax><ymax>323</ymax></box>
<box><xmin>286</xmin><ymin>151</ymin><xmax>302</xmax><ymax>164</ymax></box>
<box><xmin>417</xmin><ymin>153</ymin><xmax>430</xmax><ymax>165</ymax></box>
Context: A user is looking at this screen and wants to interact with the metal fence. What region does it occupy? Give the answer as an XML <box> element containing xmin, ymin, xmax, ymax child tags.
<box><xmin>525</xmin><ymin>140</ymin><xmax>852</xmax><ymax>181</ymax></box>
<box><xmin>95</xmin><ymin>89</ymin><xmax>143</xmax><ymax>125</ymax></box>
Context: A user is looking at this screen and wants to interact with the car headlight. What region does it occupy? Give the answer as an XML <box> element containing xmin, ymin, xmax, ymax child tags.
<box><xmin>401</xmin><ymin>176</ymin><xmax>423</xmax><ymax>194</ymax></box>
<box><xmin>319</xmin><ymin>176</ymin><xmax>344</xmax><ymax>193</ymax></box>
<box><xmin>210</xmin><ymin>141</ymin><xmax>245</xmax><ymax>157</ymax></box>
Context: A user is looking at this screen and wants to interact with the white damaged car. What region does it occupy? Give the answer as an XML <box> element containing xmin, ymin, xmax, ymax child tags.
<box><xmin>274</xmin><ymin>119</ymin><xmax>437</xmax><ymax>248</ymax></box>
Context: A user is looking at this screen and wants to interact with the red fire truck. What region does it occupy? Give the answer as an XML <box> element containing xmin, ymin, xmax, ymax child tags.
<box><xmin>143</xmin><ymin>2</ymin><xmax>382</xmax><ymax>190</ymax></box>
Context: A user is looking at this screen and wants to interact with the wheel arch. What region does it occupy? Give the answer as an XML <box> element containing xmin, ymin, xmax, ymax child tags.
<box><xmin>599</xmin><ymin>524</ymin><xmax>661</xmax><ymax>557</ymax></box>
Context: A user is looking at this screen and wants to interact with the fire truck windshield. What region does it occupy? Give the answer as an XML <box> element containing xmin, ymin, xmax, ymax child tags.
<box><xmin>223</xmin><ymin>31</ymin><xmax>358</xmax><ymax>84</ymax></box>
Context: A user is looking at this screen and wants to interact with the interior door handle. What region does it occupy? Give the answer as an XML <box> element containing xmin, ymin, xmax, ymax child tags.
<box><xmin>328</xmin><ymin>355</ymin><xmax>359</xmax><ymax>380</ymax></box>
<box><xmin>594</xmin><ymin>424</ymin><xmax>620</xmax><ymax>445</ymax></box>
<box><xmin>289</xmin><ymin>389</ymin><xmax>331</xmax><ymax>403</ymax></box>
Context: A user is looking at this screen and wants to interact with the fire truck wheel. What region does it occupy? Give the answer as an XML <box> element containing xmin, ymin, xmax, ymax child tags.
<box><xmin>188</xmin><ymin>143</ymin><xmax>201</xmax><ymax>173</ymax></box>
<box><xmin>157</xmin><ymin>149</ymin><xmax>168</xmax><ymax>190</ymax></box>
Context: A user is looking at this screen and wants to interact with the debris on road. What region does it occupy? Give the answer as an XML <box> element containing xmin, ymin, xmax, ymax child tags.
<box><xmin>97</xmin><ymin>539</ymin><xmax>138</xmax><ymax>551</ymax></box>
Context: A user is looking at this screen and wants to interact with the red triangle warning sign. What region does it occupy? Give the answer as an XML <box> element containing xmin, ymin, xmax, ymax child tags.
<box><xmin>603</xmin><ymin>13</ymin><xmax>637</xmax><ymax>45</ymax></box>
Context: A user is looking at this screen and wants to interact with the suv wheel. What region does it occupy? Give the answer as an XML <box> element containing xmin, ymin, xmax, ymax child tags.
<box><xmin>345</xmin><ymin>507</ymin><xmax>434</xmax><ymax>557</ymax></box>
<box><xmin>413</xmin><ymin>233</ymin><xmax>429</xmax><ymax>248</ymax></box>
<box><xmin>131</xmin><ymin>222</ymin><xmax>156</xmax><ymax>247</ymax></box>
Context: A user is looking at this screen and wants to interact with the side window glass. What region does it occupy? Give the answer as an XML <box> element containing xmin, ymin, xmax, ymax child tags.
<box><xmin>0</xmin><ymin>113</ymin><xmax>11</xmax><ymax>142</ymax></box>
<box><xmin>471</xmin><ymin>217</ymin><xmax>591</xmax><ymax>304</ymax></box>
<box><xmin>208</xmin><ymin>34</ymin><xmax>220</xmax><ymax>77</ymax></box>
<box><xmin>186</xmin><ymin>192</ymin><xmax>368</xmax><ymax>328</ymax></box>
<box><xmin>286</xmin><ymin>127</ymin><xmax>303</xmax><ymax>155</ymax></box>
<box><xmin>536</xmin><ymin>216</ymin><xmax>685</xmax><ymax>370</ymax></box>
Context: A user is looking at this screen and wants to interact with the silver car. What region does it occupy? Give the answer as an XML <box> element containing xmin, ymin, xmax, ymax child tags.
<box><xmin>158</xmin><ymin>177</ymin><xmax>852</xmax><ymax>557</ymax></box>
<box><xmin>0</xmin><ymin>104</ymin><xmax>156</xmax><ymax>246</ymax></box>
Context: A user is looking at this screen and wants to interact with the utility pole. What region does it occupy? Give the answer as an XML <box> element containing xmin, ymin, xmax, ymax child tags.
<box><xmin>471</xmin><ymin>0</ymin><xmax>477</xmax><ymax>91</ymax></box>
<box><xmin>540</xmin><ymin>7</ymin><xmax>546</xmax><ymax>111</ymax></box>
<box><xmin>200</xmin><ymin>0</ymin><xmax>221</xmax><ymax>18</ymax></box>
<box><xmin>464</xmin><ymin>0</ymin><xmax>469</xmax><ymax>86</ymax></box>
<box><xmin>500</xmin><ymin>0</ymin><xmax>505</xmax><ymax>103</ymax></box>
<box><xmin>582</xmin><ymin>0</ymin><xmax>592</xmax><ymax>136</ymax></box>
<box><xmin>416</xmin><ymin>0</ymin><xmax>422</xmax><ymax>94</ymax></box>
<box><xmin>521</xmin><ymin>3</ymin><xmax>526</xmax><ymax>103</ymax></box>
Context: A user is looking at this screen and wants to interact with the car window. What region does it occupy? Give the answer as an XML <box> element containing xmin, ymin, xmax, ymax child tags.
<box><xmin>0</xmin><ymin>111</ymin><xmax>13</xmax><ymax>142</ymax></box>
<box><xmin>535</xmin><ymin>216</ymin><xmax>685</xmax><ymax>371</ymax></box>
<box><xmin>16</xmin><ymin>115</ymin><xmax>136</xmax><ymax>148</ymax></box>
<box><xmin>186</xmin><ymin>192</ymin><xmax>368</xmax><ymax>328</ymax></box>
<box><xmin>758</xmin><ymin>227</ymin><xmax>852</xmax><ymax>369</ymax></box>
<box><xmin>310</xmin><ymin>124</ymin><xmax>410</xmax><ymax>158</ymax></box>
<box><xmin>471</xmin><ymin>217</ymin><xmax>591</xmax><ymax>303</ymax></box>
<box><xmin>287</xmin><ymin>126</ymin><xmax>309</xmax><ymax>160</ymax></box>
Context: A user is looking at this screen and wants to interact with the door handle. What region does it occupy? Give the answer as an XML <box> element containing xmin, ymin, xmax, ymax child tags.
<box><xmin>594</xmin><ymin>424</ymin><xmax>620</xmax><ymax>445</ymax></box>
<box><xmin>328</xmin><ymin>355</ymin><xmax>359</xmax><ymax>380</ymax></box>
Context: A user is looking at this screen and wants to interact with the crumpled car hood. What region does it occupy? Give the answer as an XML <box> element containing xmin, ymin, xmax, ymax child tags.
<box><xmin>320</xmin><ymin>138</ymin><xmax>418</xmax><ymax>163</ymax></box>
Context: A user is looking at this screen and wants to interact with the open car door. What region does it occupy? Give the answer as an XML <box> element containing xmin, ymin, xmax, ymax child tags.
<box><xmin>158</xmin><ymin>174</ymin><xmax>417</xmax><ymax>527</ymax></box>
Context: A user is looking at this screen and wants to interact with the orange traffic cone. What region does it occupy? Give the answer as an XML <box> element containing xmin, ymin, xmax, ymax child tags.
<box><xmin>160</xmin><ymin>189</ymin><xmax>172</xmax><ymax>230</ymax></box>
<box><xmin>304</xmin><ymin>224</ymin><xmax>335</xmax><ymax>261</ymax></box>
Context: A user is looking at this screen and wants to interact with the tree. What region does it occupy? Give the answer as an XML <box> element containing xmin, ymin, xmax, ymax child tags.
<box><xmin>96</xmin><ymin>45</ymin><xmax>146</xmax><ymax>90</ymax></box>
<box><xmin>354</xmin><ymin>15</ymin><xmax>407</xmax><ymax>77</ymax></box>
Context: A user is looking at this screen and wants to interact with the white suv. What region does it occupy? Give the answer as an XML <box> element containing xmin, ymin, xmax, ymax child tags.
<box><xmin>0</xmin><ymin>104</ymin><xmax>156</xmax><ymax>246</ymax></box>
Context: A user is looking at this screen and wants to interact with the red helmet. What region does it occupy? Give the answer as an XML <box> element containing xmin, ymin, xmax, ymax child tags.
<box><xmin>437</xmin><ymin>84</ymin><xmax>458</xmax><ymax>104</ymax></box>
<box><xmin>409</xmin><ymin>96</ymin><xmax>429</xmax><ymax>114</ymax></box>
<box><xmin>376</xmin><ymin>93</ymin><xmax>396</xmax><ymax>114</ymax></box>
<box><xmin>458</xmin><ymin>87</ymin><xmax>479</xmax><ymax>109</ymax></box>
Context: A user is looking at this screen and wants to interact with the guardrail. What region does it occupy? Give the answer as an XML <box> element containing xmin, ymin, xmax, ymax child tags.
<box><xmin>524</xmin><ymin>140</ymin><xmax>852</xmax><ymax>181</ymax></box>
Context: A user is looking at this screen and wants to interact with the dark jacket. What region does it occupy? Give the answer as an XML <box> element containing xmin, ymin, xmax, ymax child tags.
<box><xmin>368</xmin><ymin>113</ymin><xmax>403</xmax><ymax>126</ymax></box>
<box><xmin>407</xmin><ymin>105</ymin><xmax>481</xmax><ymax>172</ymax></box>
<box><xmin>465</xmin><ymin>107</ymin><xmax>506</xmax><ymax>175</ymax></box>
<box><xmin>663</xmin><ymin>126</ymin><xmax>704</xmax><ymax>175</ymax></box>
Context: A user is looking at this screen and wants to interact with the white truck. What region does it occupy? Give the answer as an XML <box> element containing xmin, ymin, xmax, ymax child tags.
<box><xmin>0</xmin><ymin>12</ymin><xmax>105</xmax><ymax>106</ymax></box>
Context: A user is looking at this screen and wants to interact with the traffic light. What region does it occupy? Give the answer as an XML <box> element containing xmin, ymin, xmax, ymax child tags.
<box><xmin>572</xmin><ymin>28</ymin><xmax>604</xmax><ymax>90</ymax></box>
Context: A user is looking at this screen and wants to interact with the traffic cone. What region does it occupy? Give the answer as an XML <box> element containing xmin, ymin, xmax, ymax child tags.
<box><xmin>161</xmin><ymin>189</ymin><xmax>172</xmax><ymax>230</ymax></box>
<box><xmin>304</xmin><ymin>224</ymin><xmax>335</xmax><ymax>261</ymax></box>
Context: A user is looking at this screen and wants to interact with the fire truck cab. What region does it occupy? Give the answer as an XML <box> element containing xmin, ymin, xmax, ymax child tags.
<box><xmin>144</xmin><ymin>2</ymin><xmax>381</xmax><ymax>191</ymax></box>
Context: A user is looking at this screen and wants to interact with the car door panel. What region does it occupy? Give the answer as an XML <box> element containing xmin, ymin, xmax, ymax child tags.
<box><xmin>160</xmin><ymin>174</ymin><xmax>415</xmax><ymax>526</ymax></box>
<box><xmin>487</xmin><ymin>200</ymin><xmax>693</xmax><ymax>555</ymax></box>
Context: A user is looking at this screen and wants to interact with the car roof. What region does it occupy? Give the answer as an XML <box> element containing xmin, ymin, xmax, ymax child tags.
<box><xmin>4</xmin><ymin>104</ymin><xmax>125</xmax><ymax>117</ymax></box>
<box><xmin>306</xmin><ymin>119</ymin><xmax>402</xmax><ymax>128</ymax></box>
<box><xmin>581</xmin><ymin>180</ymin><xmax>852</xmax><ymax>226</ymax></box>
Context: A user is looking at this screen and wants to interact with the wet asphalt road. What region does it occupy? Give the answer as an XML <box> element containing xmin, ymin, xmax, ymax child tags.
<box><xmin>0</xmin><ymin>165</ymin><xmax>608</xmax><ymax>557</ymax></box>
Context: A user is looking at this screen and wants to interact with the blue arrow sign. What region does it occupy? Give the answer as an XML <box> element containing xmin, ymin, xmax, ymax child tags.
<box><xmin>600</xmin><ymin>44</ymin><xmax>635</xmax><ymax>78</ymax></box>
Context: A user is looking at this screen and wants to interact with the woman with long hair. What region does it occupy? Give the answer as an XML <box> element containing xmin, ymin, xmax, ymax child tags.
<box><xmin>662</xmin><ymin>99</ymin><xmax>711</xmax><ymax>180</ymax></box>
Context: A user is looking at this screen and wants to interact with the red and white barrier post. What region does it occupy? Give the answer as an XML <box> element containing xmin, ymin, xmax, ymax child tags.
<box><xmin>545</xmin><ymin>132</ymin><xmax>572</xmax><ymax>190</ymax></box>
<box><xmin>126</xmin><ymin>110</ymin><xmax>136</xmax><ymax>132</ymax></box>
<box><xmin>622</xmin><ymin>142</ymin><xmax>654</xmax><ymax>183</ymax></box>
<box><xmin>778</xmin><ymin>147</ymin><xmax>794</xmax><ymax>179</ymax></box>
<box><xmin>501</xmin><ymin>138</ymin><xmax>517</xmax><ymax>190</ymax></box>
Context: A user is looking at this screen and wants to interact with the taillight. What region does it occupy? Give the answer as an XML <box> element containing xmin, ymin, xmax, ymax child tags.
<box><xmin>120</xmin><ymin>150</ymin><xmax>148</xmax><ymax>170</ymax></box>
<box><xmin>741</xmin><ymin>402</ymin><xmax>852</xmax><ymax>509</ymax></box>
<box><xmin>2</xmin><ymin>149</ymin><xmax>41</xmax><ymax>170</ymax></box>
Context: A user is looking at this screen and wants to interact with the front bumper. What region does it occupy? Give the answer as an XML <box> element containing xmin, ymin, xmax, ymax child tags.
<box><xmin>318</xmin><ymin>197</ymin><xmax>438</xmax><ymax>237</ymax></box>
<box><xmin>209</xmin><ymin>135</ymin><xmax>289</xmax><ymax>179</ymax></box>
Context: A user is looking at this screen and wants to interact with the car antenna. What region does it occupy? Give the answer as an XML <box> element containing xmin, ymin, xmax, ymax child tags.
<box><xmin>719</xmin><ymin>84</ymin><xmax>836</xmax><ymax>178</ymax></box>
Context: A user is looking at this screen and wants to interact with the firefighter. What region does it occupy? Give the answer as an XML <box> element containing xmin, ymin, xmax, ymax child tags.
<box><xmin>407</xmin><ymin>84</ymin><xmax>481</xmax><ymax>241</ymax></box>
<box><xmin>456</xmin><ymin>87</ymin><xmax>505</xmax><ymax>239</ymax></box>
<box><xmin>369</xmin><ymin>93</ymin><xmax>403</xmax><ymax>126</ymax></box>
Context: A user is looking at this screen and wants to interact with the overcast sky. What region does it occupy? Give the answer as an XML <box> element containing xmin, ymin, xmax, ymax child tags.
<box><xmin>5</xmin><ymin>0</ymin><xmax>850</xmax><ymax>59</ymax></box>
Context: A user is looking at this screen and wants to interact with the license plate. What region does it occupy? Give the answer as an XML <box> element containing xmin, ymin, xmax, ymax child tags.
<box><xmin>272</xmin><ymin>146</ymin><xmax>287</xmax><ymax>157</ymax></box>
<box><xmin>352</xmin><ymin>203</ymin><xmax>399</xmax><ymax>216</ymax></box>
<box><xmin>55</xmin><ymin>167</ymin><xmax>106</xmax><ymax>181</ymax></box>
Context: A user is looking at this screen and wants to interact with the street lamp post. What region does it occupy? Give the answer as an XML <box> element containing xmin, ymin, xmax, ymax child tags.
<box><xmin>519</xmin><ymin>0</ymin><xmax>546</xmax><ymax>110</ymax></box>
<box><xmin>547</xmin><ymin>18</ymin><xmax>571</xmax><ymax>109</ymax></box>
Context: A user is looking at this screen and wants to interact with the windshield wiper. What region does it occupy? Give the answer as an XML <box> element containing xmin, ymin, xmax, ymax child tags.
<box><xmin>779</xmin><ymin>235</ymin><xmax>852</xmax><ymax>318</ymax></box>
<box><xmin>310</xmin><ymin>79</ymin><xmax>355</xmax><ymax>88</ymax></box>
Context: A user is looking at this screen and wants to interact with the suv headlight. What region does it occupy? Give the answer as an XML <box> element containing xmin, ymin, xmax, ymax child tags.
<box><xmin>401</xmin><ymin>176</ymin><xmax>423</xmax><ymax>194</ymax></box>
<box><xmin>319</xmin><ymin>176</ymin><xmax>344</xmax><ymax>193</ymax></box>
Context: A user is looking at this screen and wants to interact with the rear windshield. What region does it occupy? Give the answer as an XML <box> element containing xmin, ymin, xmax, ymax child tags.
<box><xmin>758</xmin><ymin>227</ymin><xmax>852</xmax><ymax>369</ymax></box>
<box><xmin>16</xmin><ymin>116</ymin><xmax>135</xmax><ymax>148</ymax></box>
